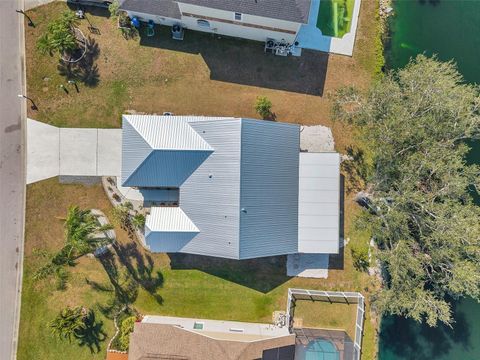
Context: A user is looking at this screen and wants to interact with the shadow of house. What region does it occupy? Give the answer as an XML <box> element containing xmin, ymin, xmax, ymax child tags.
<box><xmin>139</xmin><ymin>25</ymin><xmax>329</xmax><ymax>96</ymax></box>
<box><xmin>168</xmin><ymin>253</ymin><xmax>291</xmax><ymax>293</ymax></box>
<box><xmin>57</xmin><ymin>36</ymin><xmax>100</xmax><ymax>87</ymax></box>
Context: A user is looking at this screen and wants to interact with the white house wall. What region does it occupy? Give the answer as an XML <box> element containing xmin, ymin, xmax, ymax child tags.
<box><xmin>177</xmin><ymin>3</ymin><xmax>300</xmax><ymax>43</ymax></box>
<box><xmin>123</xmin><ymin>10</ymin><xmax>180</xmax><ymax>27</ymax></box>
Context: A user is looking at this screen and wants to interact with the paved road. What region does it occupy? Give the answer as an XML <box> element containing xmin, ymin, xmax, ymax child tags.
<box><xmin>0</xmin><ymin>0</ymin><xmax>26</xmax><ymax>359</ymax></box>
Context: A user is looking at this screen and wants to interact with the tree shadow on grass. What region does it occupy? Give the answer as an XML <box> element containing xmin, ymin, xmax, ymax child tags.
<box><xmin>92</xmin><ymin>251</ymin><xmax>140</xmax><ymax>318</ymax></box>
<box><xmin>168</xmin><ymin>253</ymin><xmax>291</xmax><ymax>293</ymax></box>
<box><xmin>113</xmin><ymin>241</ymin><xmax>164</xmax><ymax>294</ymax></box>
<box><xmin>75</xmin><ymin>311</ymin><xmax>107</xmax><ymax>354</ymax></box>
<box><xmin>90</xmin><ymin>244</ymin><xmax>164</xmax><ymax>318</ymax></box>
<box><xmin>57</xmin><ymin>36</ymin><xmax>100</xmax><ymax>87</ymax></box>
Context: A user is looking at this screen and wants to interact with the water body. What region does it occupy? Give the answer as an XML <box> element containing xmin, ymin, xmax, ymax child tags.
<box><xmin>379</xmin><ymin>1</ymin><xmax>480</xmax><ymax>359</ymax></box>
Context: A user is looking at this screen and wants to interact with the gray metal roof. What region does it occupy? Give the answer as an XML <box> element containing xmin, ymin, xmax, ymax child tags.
<box><xmin>298</xmin><ymin>152</ymin><xmax>340</xmax><ymax>254</ymax></box>
<box><xmin>239</xmin><ymin>119</ymin><xmax>299</xmax><ymax>258</ymax></box>
<box><xmin>120</xmin><ymin>0</ymin><xmax>182</xmax><ymax>19</ymax></box>
<box><xmin>122</xmin><ymin>116</ymin><xmax>300</xmax><ymax>259</ymax></box>
<box><xmin>121</xmin><ymin>115</ymin><xmax>213</xmax><ymax>187</ymax></box>
<box><xmin>178</xmin><ymin>0</ymin><xmax>311</xmax><ymax>23</ymax></box>
<box><xmin>122</xmin><ymin>116</ymin><xmax>340</xmax><ymax>259</ymax></box>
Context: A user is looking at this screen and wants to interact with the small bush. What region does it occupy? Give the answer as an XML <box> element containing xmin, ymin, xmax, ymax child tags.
<box><xmin>255</xmin><ymin>96</ymin><xmax>272</xmax><ymax>119</ymax></box>
<box><xmin>108</xmin><ymin>0</ymin><xmax>120</xmax><ymax>17</ymax></box>
<box><xmin>132</xmin><ymin>213</ymin><xmax>146</xmax><ymax>230</ymax></box>
<box><xmin>350</xmin><ymin>242</ymin><xmax>369</xmax><ymax>271</ymax></box>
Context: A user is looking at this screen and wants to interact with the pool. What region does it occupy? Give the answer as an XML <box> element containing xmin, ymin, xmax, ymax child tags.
<box><xmin>296</xmin><ymin>338</ymin><xmax>340</xmax><ymax>360</ymax></box>
<box><xmin>317</xmin><ymin>0</ymin><xmax>355</xmax><ymax>38</ymax></box>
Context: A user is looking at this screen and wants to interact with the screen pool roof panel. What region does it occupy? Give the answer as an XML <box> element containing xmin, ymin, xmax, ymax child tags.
<box><xmin>298</xmin><ymin>152</ymin><xmax>340</xmax><ymax>254</ymax></box>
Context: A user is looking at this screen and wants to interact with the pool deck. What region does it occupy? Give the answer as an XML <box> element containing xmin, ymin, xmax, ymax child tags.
<box><xmin>296</xmin><ymin>0</ymin><xmax>362</xmax><ymax>56</ymax></box>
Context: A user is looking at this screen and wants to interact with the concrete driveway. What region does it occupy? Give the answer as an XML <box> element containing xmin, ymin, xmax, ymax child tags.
<box><xmin>27</xmin><ymin>119</ymin><xmax>122</xmax><ymax>184</ymax></box>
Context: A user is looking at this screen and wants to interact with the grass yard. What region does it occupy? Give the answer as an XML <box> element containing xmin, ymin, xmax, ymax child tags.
<box><xmin>18</xmin><ymin>179</ymin><xmax>378</xmax><ymax>360</ymax></box>
<box><xmin>294</xmin><ymin>301</ymin><xmax>358</xmax><ymax>340</ymax></box>
<box><xmin>25</xmin><ymin>0</ymin><xmax>379</xmax><ymax>152</ymax></box>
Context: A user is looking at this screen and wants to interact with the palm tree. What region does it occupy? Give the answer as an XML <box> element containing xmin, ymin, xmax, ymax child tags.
<box><xmin>37</xmin><ymin>11</ymin><xmax>79</xmax><ymax>56</ymax></box>
<box><xmin>131</xmin><ymin>213</ymin><xmax>146</xmax><ymax>230</ymax></box>
<box><xmin>64</xmin><ymin>206</ymin><xmax>113</xmax><ymax>259</ymax></box>
<box><xmin>50</xmin><ymin>306</ymin><xmax>89</xmax><ymax>342</ymax></box>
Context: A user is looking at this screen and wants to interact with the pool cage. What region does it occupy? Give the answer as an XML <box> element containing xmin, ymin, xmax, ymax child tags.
<box><xmin>286</xmin><ymin>289</ymin><xmax>365</xmax><ymax>360</ymax></box>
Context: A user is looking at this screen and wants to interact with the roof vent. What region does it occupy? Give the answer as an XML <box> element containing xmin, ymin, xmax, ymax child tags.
<box><xmin>241</xmin><ymin>208</ymin><xmax>247</xmax><ymax>214</ymax></box>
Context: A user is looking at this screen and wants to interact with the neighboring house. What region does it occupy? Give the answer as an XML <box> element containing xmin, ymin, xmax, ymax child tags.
<box><xmin>128</xmin><ymin>315</ymin><xmax>295</xmax><ymax>360</ymax></box>
<box><xmin>121</xmin><ymin>115</ymin><xmax>340</xmax><ymax>260</ymax></box>
<box><xmin>119</xmin><ymin>0</ymin><xmax>310</xmax><ymax>44</ymax></box>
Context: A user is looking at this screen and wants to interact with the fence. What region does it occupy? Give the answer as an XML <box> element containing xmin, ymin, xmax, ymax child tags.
<box><xmin>286</xmin><ymin>288</ymin><xmax>365</xmax><ymax>360</ymax></box>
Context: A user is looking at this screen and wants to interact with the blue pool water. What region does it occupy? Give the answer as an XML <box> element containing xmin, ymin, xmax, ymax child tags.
<box><xmin>297</xmin><ymin>339</ymin><xmax>340</xmax><ymax>360</ymax></box>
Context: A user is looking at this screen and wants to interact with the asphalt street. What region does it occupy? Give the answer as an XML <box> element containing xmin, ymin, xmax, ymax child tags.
<box><xmin>0</xmin><ymin>0</ymin><xmax>26</xmax><ymax>359</ymax></box>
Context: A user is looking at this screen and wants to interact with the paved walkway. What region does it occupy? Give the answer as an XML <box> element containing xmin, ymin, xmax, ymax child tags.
<box><xmin>296</xmin><ymin>0</ymin><xmax>362</xmax><ymax>56</ymax></box>
<box><xmin>27</xmin><ymin>119</ymin><xmax>122</xmax><ymax>184</ymax></box>
<box><xmin>0</xmin><ymin>1</ymin><xmax>26</xmax><ymax>358</ymax></box>
<box><xmin>287</xmin><ymin>253</ymin><xmax>329</xmax><ymax>278</ymax></box>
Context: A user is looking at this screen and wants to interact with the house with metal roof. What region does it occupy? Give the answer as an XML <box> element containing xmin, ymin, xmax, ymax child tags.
<box><xmin>119</xmin><ymin>0</ymin><xmax>311</xmax><ymax>48</ymax></box>
<box><xmin>122</xmin><ymin>115</ymin><xmax>340</xmax><ymax>260</ymax></box>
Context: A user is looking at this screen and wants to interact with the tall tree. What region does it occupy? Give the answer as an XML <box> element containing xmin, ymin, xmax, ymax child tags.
<box><xmin>64</xmin><ymin>206</ymin><xmax>113</xmax><ymax>259</ymax></box>
<box><xmin>334</xmin><ymin>55</ymin><xmax>480</xmax><ymax>326</ymax></box>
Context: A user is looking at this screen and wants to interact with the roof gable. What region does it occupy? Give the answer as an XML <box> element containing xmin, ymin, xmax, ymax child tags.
<box><xmin>125</xmin><ymin>115</ymin><xmax>213</xmax><ymax>151</ymax></box>
<box><xmin>121</xmin><ymin>115</ymin><xmax>213</xmax><ymax>187</ymax></box>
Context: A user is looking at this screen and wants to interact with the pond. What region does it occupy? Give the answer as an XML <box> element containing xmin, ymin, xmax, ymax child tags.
<box><xmin>380</xmin><ymin>0</ymin><xmax>480</xmax><ymax>359</ymax></box>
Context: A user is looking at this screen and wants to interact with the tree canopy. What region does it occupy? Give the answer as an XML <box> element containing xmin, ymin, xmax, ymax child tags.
<box><xmin>334</xmin><ymin>55</ymin><xmax>480</xmax><ymax>326</ymax></box>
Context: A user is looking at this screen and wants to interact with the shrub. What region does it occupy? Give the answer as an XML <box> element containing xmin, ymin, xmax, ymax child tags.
<box><xmin>108</xmin><ymin>0</ymin><xmax>120</xmax><ymax>17</ymax></box>
<box><xmin>37</xmin><ymin>11</ymin><xmax>78</xmax><ymax>56</ymax></box>
<box><xmin>132</xmin><ymin>213</ymin><xmax>146</xmax><ymax>230</ymax></box>
<box><xmin>255</xmin><ymin>96</ymin><xmax>272</xmax><ymax>119</ymax></box>
<box><xmin>350</xmin><ymin>242</ymin><xmax>369</xmax><ymax>271</ymax></box>
<box><xmin>117</xmin><ymin>316</ymin><xmax>137</xmax><ymax>351</ymax></box>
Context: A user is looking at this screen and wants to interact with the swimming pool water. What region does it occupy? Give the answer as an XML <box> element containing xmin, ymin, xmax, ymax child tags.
<box><xmin>297</xmin><ymin>339</ymin><xmax>340</xmax><ymax>360</ymax></box>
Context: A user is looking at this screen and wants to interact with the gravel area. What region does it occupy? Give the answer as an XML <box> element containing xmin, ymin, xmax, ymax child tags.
<box><xmin>300</xmin><ymin>125</ymin><xmax>335</xmax><ymax>152</ymax></box>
